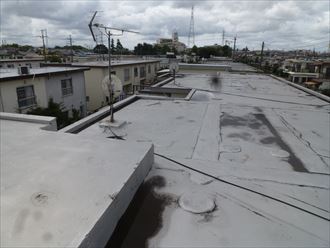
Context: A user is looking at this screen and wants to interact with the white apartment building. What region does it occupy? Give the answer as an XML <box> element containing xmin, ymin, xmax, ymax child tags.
<box><xmin>71</xmin><ymin>60</ymin><xmax>160</xmax><ymax>112</ymax></box>
<box><xmin>0</xmin><ymin>67</ymin><xmax>88</xmax><ymax>117</ymax></box>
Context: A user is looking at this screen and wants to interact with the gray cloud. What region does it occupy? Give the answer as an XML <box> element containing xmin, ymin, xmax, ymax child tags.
<box><xmin>1</xmin><ymin>0</ymin><xmax>329</xmax><ymax>51</ymax></box>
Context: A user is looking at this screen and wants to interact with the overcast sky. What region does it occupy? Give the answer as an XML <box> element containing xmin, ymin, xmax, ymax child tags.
<box><xmin>1</xmin><ymin>0</ymin><xmax>329</xmax><ymax>51</ymax></box>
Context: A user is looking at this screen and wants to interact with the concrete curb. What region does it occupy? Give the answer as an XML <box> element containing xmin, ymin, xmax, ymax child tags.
<box><xmin>60</xmin><ymin>95</ymin><xmax>138</xmax><ymax>134</ymax></box>
<box><xmin>152</xmin><ymin>77</ymin><xmax>174</xmax><ymax>87</ymax></box>
<box><xmin>0</xmin><ymin>112</ymin><xmax>57</xmax><ymax>131</ymax></box>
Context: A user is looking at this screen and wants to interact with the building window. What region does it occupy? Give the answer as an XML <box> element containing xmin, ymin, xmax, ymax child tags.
<box><xmin>148</xmin><ymin>65</ymin><xmax>151</xmax><ymax>73</ymax></box>
<box><xmin>61</xmin><ymin>78</ymin><xmax>73</xmax><ymax>96</ymax></box>
<box><xmin>134</xmin><ymin>67</ymin><xmax>138</xmax><ymax>77</ymax></box>
<box><xmin>140</xmin><ymin>66</ymin><xmax>146</xmax><ymax>78</ymax></box>
<box><xmin>86</xmin><ymin>96</ymin><xmax>90</xmax><ymax>102</ymax></box>
<box><xmin>124</xmin><ymin>68</ymin><xmax>130</xmax><ymax>81</ymax></box>
<box><xmin>7</xmin><ymin>64</ymin><xmax>14</xmax><ymax>68</ymax></box>
<box><xmin>16</xmin><ymin>85</ymin><xmax>36</xmax><ymax>108</ymax></box>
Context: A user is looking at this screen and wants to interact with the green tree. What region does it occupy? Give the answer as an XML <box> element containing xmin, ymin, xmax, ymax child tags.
<box><xmin>20</xmin><ymin>45</ymin><xmax>33</xmax><ymax>52</ymax></box>
<box><xmin>222</xmin><ymin>45</ymin><xmax>232</xmax><ymax>57</ymax></box>
<box><xmin>47</xmin><ymin>55</ymin><xmax>62</xmax><ymax>63</ymax></box>
<box><xmin>110</xmin><ymin>38</ymin><xmax>116</xmax><ymax>53</ymax></box>
<box><xmin>134</xmin><ymin>43</ymin><xmax>156</xmax><ymax>55</ymax></box>
<box><xmin>116</xmin><ymin>39</ymin><xmax>123</xmax><ymax>54</ymax></box>
<box><xmin>191</xmin><ymin>45</ymin><xmax>198</xmax><ymax>54</ymax></box>
<box><xmin>27</xmin><ymin>98</ymin><xmax>81</xmax><ymax>129</ymax></box>
<box><xmin>160</xmin><ymin>44</ymin><xmax>171</xmax><ymax>54</ymax></box>
<box><xmin>93</xmin><ymin>44</ymin><xmax>108</xmax><ymax>54</ymax></box>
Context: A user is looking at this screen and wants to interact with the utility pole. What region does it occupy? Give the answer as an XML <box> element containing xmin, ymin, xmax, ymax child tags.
<box><xmin>68</xmin><ymin>35</ymin><xmax>73</xmax><ymax>62</ymax></box>
<box><xmin>100</xmin><ymin>33</ymin><xmax>105</xmax><ymax>61</ymax></box>
<box><xmin>245</xmin><ymin>46</ymin><xmax>248</xmax><ymax>63</ymax></box>
<box><xmin>222</xmin><ymin>29</ymin><xmax>225</xmax><ymax>46</ymax></box>
<box><xmin>107</xmin><ymin>30</ymin><xmax>113</xmax><ymax>122</ymax></box>
<box><xmin>259</xmin><ymin>41</ymin><xmax>264</xmax><ymax>69</ymax></box>
<box><xmin>45</xmin><ymin>29</ymin><xmax>48</xmax><ymax>49</ymax></box>
<box><xmin>40</xmin><ymin>29</ymin><xmax>48</xmax><ymax>62</ymax></box>
<box><xmin>188</xmin><ymin>5</ymin><xmax>195</xmax><ymax>48</ymax></box>
<box><xmin>232</xmin><ymin>36</ymin><xmax>236</xmax><ymax>59</ymax></box>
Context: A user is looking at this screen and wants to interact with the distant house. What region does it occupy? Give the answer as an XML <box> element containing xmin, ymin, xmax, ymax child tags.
<box><xmin>0</xmin><ymin>67</ymin><xmax>88</xmax><ymax>117</ymax></box>
<box><xmin>319</xmin><ymin>61</ymin><xmax>330</xmax><ymax>80</ymax></box>
<box><xmin>282</xmin><ymin>59</ymin><xmax>321</xmax><ymax>83</ymax></box>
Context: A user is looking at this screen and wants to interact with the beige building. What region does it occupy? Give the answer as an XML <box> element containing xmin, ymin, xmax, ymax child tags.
<box><xmin>0</xmin><ymin>67</ymin><xmax>88</xmax><ymax>117</ymax></box>
<box><xmin>0</xmin><ymin>58</ymin><xmax>44</xmax><ymax>69</ymax></box>
<box><xmin>157</xmin><ymin>31</ymin><xmax>187</xmax><ymax>53</ymax></box>
<box><xmin>71</xmin><ymin>60</ymin><xmax>160</xmax><ymax>112</ymax></box>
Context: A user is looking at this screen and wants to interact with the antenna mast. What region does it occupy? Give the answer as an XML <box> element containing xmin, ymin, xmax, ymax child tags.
<box><xmin>188</xmin><ymin>5</ymin><xmax>195</xmax><ymax>48</ymax></box>
<box><xmin>89</xmin><ymin>11</ymin><xmax>139</xmax><ymax>123</ymax></box>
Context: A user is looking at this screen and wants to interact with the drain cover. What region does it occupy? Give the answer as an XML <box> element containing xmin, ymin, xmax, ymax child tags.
<box><xmin>179</xmin><ymin>191</ymin><xmax>215</xmax><ymax>214</ymax></box>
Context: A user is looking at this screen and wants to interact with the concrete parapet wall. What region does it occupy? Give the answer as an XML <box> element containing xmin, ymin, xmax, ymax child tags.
<box><xmin>270</xmin><ymin>74</ymin><xmax>330</xmax><ymax>103</ymax></box>
<box><xmin>0</xmin><ymin>112</ymin><xmax>57</xmax><ymax>131</ymax></box>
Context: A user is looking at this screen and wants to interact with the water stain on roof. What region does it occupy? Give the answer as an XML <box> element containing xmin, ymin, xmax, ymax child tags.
<box><xmin>106</xmin><ymin>176</ymin><xmax>176</xmax><ymax>248</ymax></box>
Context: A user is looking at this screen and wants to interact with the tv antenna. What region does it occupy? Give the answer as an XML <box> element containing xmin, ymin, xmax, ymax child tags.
<box><xmin>88</xmin><ymin>11</ymin><xmax>139</xmax><ymax>123</ymax></box>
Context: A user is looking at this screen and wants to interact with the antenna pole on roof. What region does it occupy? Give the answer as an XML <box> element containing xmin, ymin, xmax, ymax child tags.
<box><xmin>88</xmin><ymin>11</ymin><xmax>139</xmax><ymax>123</ymax></box>
<box><xmin>107</xmin><ymin>30</ymin><xmax>114</xmax><ymax>122</ymax></box>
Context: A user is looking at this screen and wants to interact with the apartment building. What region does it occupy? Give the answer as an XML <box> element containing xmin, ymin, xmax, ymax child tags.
<box><xmin>0</xmin><ymin>58</ymin><xmax>44</xmax><ymax>69</ymax></box>
<box><xmin>71</xmin><ymin>60</ymin><xmax>160</xmax><ymax>112</ymax></box>
<box><xmin>0</xmin><ymin>67</ymin><xmax>88</xmax><ymax>117</ymax></box>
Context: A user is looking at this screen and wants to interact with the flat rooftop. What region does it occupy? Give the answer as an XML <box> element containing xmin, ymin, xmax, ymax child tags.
<box><xmin>72</xmin><ymin>59</ymin><xmax>160</xmax><ymax>68</ymax></box>
<box><xmin>0</xmin><ymin>115</ymin><xmax>153</xmax><ymax>247</ymax></box>
<box><xmin>0</xmin><ymin>58</ymin><xmax>44</xmax><ymax>62</ymax></box>
<box><xmin>179</xmin><ymin>61</ymin><xmax>258</xmax><ymax>73</ymax></box>
<box><xmin>78</xmin><ymin>70</ymin><xmax>330</xmax><ymax>247</ymax></box>
<box><xmin>0</xmin><ymin>67</ymin><xmax>89</xmax><ymax>81</ymax></box>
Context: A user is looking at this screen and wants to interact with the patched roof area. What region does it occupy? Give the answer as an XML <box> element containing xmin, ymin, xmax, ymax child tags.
<box><xmin>79</xmin><ymin>70</ymin><xmax>330</xmax><ymax>247</ymax></box>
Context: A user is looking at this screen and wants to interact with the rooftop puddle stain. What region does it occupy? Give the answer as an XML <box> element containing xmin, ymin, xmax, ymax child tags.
<box><xmin>106</xmin><ymin>176</ymin><xmax>176</xmax><ymax>248</ymax></box>
<box><xmin>221</xmin><ymin>112</ymin><xmax>308</xmax><ymax>172</ymax></box>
